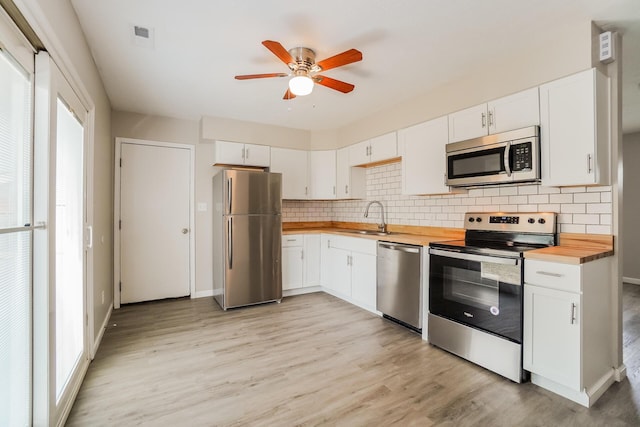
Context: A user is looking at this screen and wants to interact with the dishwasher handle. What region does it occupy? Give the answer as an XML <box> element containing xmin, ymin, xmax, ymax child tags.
<box><xmin>378</xmin><ymin>242</ymin><xmax>421</xmax><ymax>254</ymax></box>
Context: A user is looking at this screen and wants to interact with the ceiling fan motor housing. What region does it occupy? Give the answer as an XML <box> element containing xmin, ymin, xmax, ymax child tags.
<box><xmin>288</xmin><ymin>47</ymin><xmax>321</xmax><ymax>74</ymax></box>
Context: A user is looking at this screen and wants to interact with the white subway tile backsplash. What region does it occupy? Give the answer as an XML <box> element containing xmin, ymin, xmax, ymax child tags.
<box><xmin>550</xmin><ymin>194</ymin><xmax>573</xmax><ymax>204</ymax></box>
<box><xmin>283</xmin><ymin>162</ymin><xmax>612</xmax><ymax>235</ymax></box>
<box><xmin>518</xmin><ymin>185</ymin><xmax>538</xmax><ymax>195</ymax></box>
<box><xmin>528</xmin><ymin>194</ymin><xmax>549</xmax><ymax>204</ymax></box>
<box><xmin>561</xmin><ymin>203</ymin><xmax>586</xmax><ymax>214</ymax></box>
<box><xmin>587</xmin><ymin>203</ymin><xmax>612</xmax><ymax>214</ymax></box>
<box><xmin>586</xmin><ymin>224</ymin><xmax>612</xmax><ymax>234</ymax></box>
<box><xmin>573</xmin><ymin>192</ymin><xmax>601</xmax><ymax>203</ymax></box>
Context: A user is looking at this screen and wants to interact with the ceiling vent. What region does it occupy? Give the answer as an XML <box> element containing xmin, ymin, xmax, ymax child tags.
<box><xmin>131</xmin><ymin>24</ymin><xmax>154</xmax><ymax>49</ymax></box>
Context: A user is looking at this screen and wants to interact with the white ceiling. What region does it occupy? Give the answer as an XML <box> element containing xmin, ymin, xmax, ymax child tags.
<box><xmin>69</xmin><ymin>0</ymin><xmax>640</xmax><ymax>133</ymax></box>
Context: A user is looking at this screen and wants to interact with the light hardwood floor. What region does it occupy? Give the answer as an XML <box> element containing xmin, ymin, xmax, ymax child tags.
<box><xmin>67</xmin><ymin>285</ymin><xmax>640</xmax><ymax>426</ymax></box>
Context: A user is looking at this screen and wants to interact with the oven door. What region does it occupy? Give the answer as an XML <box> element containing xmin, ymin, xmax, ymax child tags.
<box><xmin>429</xmin><ymin>248</ymin><xmax>523</xmax><ymax>343</ymax></box>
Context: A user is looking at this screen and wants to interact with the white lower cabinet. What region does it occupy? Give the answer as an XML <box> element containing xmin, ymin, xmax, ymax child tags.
<box><xmin>320</xmin><ymin>234</ymin><xmax>377</xmax><ymax>311</ymax></box>
<box><xmin>523</xmin><ymin>257</ymin><xmax>614</xmax><ymax>407</ymax></box>
<box><xmin>282</xmin><ymin>234</ymin><xmax>321</xmax><ymax>292</ymax></box>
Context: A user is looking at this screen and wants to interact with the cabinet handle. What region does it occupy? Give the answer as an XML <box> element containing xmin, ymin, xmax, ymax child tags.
<box><xmin>305</xmin><ymin>186</ymin><xmax>308</xmax><ymax>196</ymax></box>
<box><xmin>481</xmin><ymin>112</ymin><xmax>487</xmax><ymax>128</ymax></box>
<box><xmin>246</xmin><ymin>148</ymin><xmax>250</xmax><ymax>159</ymax></box>
<box><xmin>570</xmin><ymin>303</ymin><xmax>577</xmax><ymax>324</ymax></box>
<box><xmin>301</xmin><ymin>250</ymin><xmax>304</xmax><ymax>261</ymax></box>
<box><xmin>327</xmin><ymin>239</ymin><xmax>330</xmax><ymax>249</ymax></box>
<box><xmin>443</xmin><ymin>173</ymin><xmax>447</xmax><ymax>185</ymax></box>
<box><xmin>333</xmin><ymin>186</ymin><xmax>336</xmax><ymax>195</ymax></box>
<box><xmin>366</xmin><ymin>146</ymin><xmax>370</xmax><ymax>156</ymax></box>
<box><xmin>587</xmin><ymin>153</ymin><xmax>593</xmax><ymax>174</ymax></box>
<box><xmin>286</xmin><ymin>238</ymin><xmax>296</xmax><ymax>242</ymax></box>
<box><xmin>242</xmin><ymin>147</ymin><xmax>246</xmax><ymax>159</ymax></box>
<box><xmin>345</xmin><ymin>185</ymin><xmax>348</xmax><ymax>194</ymax></box>
<box><xmin>488</xmin><ymin>110</ymin><xmax>494</xmax><ymax>127</ymax></box>
<box><xmin>535</xmin><ymin>270</ymin><xmax>563</xmax><ymax>278</ymax></box>
<box><xmin>369</xmin><ymin>146</ymin><xmax>373</xmax><ymax>157</ymax></box>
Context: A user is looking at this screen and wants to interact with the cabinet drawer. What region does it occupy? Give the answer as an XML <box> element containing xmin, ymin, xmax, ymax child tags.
<box><xmin>525</xmin><ymin>259</ymin><xmax>581</xmax><ymax>293</ymax></box>
<box><xmin>329</xmin><ymin>235</ymin><xmax>377</xmax><ymax>255</ymax></box>
<box><xmin>282</xmin><ymin>235</ymin><xmax>304</xmax><ymax>247</ymax></box>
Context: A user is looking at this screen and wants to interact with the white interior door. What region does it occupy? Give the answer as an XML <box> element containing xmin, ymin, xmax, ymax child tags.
<box><xmin>119</xmin><ymin>142</ymin><xmax>191</xmax><ymax>304</ymax></box>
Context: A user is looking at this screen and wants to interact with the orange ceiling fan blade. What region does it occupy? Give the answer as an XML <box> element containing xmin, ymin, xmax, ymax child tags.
<box><xmin>262</xmin><ymin>40</ymin><xmax>295</xmax><ymax>66</ymax></box>
<box><xmin>313</xmin><ymin>75</ymin><xmax>355</xmax><ymax>93</ymax></box>
<box><xmin>316</xmin><ymin>49</ymin><xmax>362</xmax><ymax>72</ymax></box>
<box><xmin>235</xmin><ymin>73</ymin><xmax>289</xmax><ymax>80</ymax></box>
<box><xmin>283</xmin><ymin>88</ymin><xmax>296</xmax><ymax>100</ymax></box>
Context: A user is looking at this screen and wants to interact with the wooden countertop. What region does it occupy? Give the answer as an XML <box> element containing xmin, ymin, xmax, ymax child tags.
<box><xmin>524</xmin><ymin>233</ymin><xmax>614</xmax><ymax>265</ymax></box>
<box><xmin>284</xmin><ymin>222</ymin><xmax>614</xmax><ymax>264</ymax></box>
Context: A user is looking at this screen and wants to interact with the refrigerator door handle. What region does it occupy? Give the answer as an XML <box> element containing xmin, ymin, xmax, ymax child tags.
<box><xmin>228</xmin><ymin>217</ymin><xmax>233</xmax><ymax>269</ymax></box>
<box><xmin>227</xmin><ymin>177</ymin><xmax>233</xmax><ymax>213</ymax></box>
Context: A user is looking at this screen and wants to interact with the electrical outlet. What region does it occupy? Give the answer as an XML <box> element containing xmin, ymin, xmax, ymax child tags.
<box><xmin>101</xmin><ymin>290</ymin><xmax>105</xmax><ymax>305</ymax></box>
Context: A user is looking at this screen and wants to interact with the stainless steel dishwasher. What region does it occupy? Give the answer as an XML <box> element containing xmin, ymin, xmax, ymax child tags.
<box><xmin>376</xmin><ymin>241</ymin><xmax>422</xmax><ymax>332</ymax></box>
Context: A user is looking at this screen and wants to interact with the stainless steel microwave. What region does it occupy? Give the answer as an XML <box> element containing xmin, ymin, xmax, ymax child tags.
<box><xmin>445</xmin><ymin>126</ymin><xmax>540</xmax><ymax>187</ymax></box>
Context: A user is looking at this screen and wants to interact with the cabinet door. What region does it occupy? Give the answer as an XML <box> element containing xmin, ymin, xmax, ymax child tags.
<box><xmin>270</xmin><ymin>148</ymin><xmax>308</xmax><ymax>199</ymax></box>
<box><xmin>350</xmin><ymin>252</ymin><xmax>377</xmax><ymax>309</ymax></box>
<box><xmin>348</xmin><ymin>140</ymin><xmax>371</xmax><ymax>166</ymax></box>
<box><xmin>523</xmin><ymin>284</ymin><xmax>581</xmax><ymax>390</ymax></box>
<box><xmin>320</xmin><ymin>234</ymin><xmax>332</xmax><ymax>286</ymax></box>
<box><xmin>369</xmin><ymin>131</ymin><xmax>398</xmax><ymax>163</ymax></box>
<box><xmin>282</xmin><ymin>246</ymin><xmax>304</xmax><ymax>290</ymax></box>
<box><xmin>328</xmin><ymin>247</ymin><xmax>351</xmax><ymax>297</ymax></box>
<box><xmin>400</xmin><ymin>116</ymin><xmax>449</xmax><ymax>195</ymax></box>
<box><xmin>540</xmin><ymin>68</ymin><xmax>609</xmax><ymax>186</ymax></box>
<box><xmin>213</xmin><ymin>140</ymin><xmax>245</xmax><ymax>165</ymax></box>
<box><xmin>488</xmin><ymin>87</ymin><xmax>540</xmax><ymax>134</ymax></box>
<box><xmin>308</xmin><ymin>150</ymin><xmax>337</xmax><ymax>199</ymax></box>
<box><xmin>243</xmin><ymin>143</ymin><xmax>271</xmax><ymax>167</ymax></box>
<box><xmin>448</xmin><ymin>103</ymin><xmax>488</xmax><ymax>143</ymax></box>
<box><xmin>303</xmin><ymin>235</ymin><xmax>321</xmax><ymax>287</ymax></box>
<box><xmin>336</xmin><ymin>147</ymin><xmax>365</xmax><ymax>199</ymax></box>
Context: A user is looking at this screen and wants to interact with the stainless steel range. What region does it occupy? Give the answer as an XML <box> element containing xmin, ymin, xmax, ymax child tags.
<box><xmin>428</xmin><ymin>212</ymin><xmax>557</xmax><ymax>383</ymax></box>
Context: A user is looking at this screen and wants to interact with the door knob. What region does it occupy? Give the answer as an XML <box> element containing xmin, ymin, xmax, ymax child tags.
<box><xmin>181</xmin><ymin>228</ymin><xmax>189</xmax><ymax>234</ymax></box>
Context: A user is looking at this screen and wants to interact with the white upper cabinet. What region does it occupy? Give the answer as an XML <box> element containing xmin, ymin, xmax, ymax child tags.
<box><xmin>308</xmin><ymin>150</ymin><xmax>337</xmax><ymax>199</ymax></box>
<box><xmin>348</xmin><ymin>131</ymin><xmax>398</xmax><ymax>166</ymax></box>
<box><xmin>539</xmin><ymin>68</ymin><xmax>610</xmax><ymax>187</ymax></box>
<box><xmin>448</xmin><ymin>103</ymin><xmax>488</xmax><ymax>143</ymax></box>
<box><xmin>270</xmin><ymin>147</ymin><xmax>309</xmax><ymax>199</ymax></box>
<box><xmin>336</xmin><ymin>147</ymin><xmax>365</xmax><ymax>199</ymax></box>
<box><xmin>487</xmin><ymin>87</ymin><xmax>540</xmax><ymax>134</ymax></box>
<box><xmin>213</xmin><ymin>140</ymin><xmax>270</xmax><ymax>167</ymax></box>
<box><xmin>448</xmin><ymin>87</ymin><xmax>540</xmax><ymax>143</ymax></box>
<box><xmin>399</xmin><ymin>116</ymin><xmax>450</xmax><ymax>195</ymax></box>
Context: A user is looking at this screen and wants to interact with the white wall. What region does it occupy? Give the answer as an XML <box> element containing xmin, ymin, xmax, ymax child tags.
<box><xmin>17</xmin><ymin>0</ymin><xmax>113</xmax><ymax>341</ymax></box>
<box><xmin>623</xmin><ymin>132</ymin><xmax>640</xmax><ymax>282</ymax></box>
<box><xmin>201</xmin><ymin>115</ymin><xmax>310</xmax><ymax>149</ymax></box>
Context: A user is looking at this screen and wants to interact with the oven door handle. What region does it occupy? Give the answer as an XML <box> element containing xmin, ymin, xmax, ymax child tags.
<box><xmin>429</xmin><ymin>248</ymin><xmax>519</xmax><ymax>265</ymax></box>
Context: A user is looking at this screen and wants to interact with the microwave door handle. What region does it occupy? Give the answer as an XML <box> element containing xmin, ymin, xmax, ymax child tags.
<box><xmin>504</xmin><ymin>142</ymin><xmax>512</xmax><ymax>177</ymax></box>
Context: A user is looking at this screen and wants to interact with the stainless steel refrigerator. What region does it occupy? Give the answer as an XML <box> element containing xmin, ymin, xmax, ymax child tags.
<box><xmin>212</xmin><ymin>169</ymin><xmax>282</xmax><ymax>310</ymax></box>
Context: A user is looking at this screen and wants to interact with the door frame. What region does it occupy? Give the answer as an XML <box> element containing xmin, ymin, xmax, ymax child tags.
<box><xmin>114</xmin><ymin>138</ymin><xmax>195</xmax><ymax>309</ymax></box>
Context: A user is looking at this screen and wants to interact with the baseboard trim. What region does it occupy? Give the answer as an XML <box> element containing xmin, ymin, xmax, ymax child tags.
<box><xmin>531</xmin><ymin>369</ymin><xmax>616</xmax><ymax>408</ymax></box>
<box><xmin>623</xmin><ymin>277</ymin><xmax>640</xmax><ymax>285</ymax></box>
<box><xmin>614</xmin><ymin>364</ymin><xmax>627</xmax><ymax>382</ymax></box>
<box><xmin>193</xmin><ymin>290</ymin><xmax>214</xmax><ymax>299</ymax></box>
<box><xmin>91</xmin><ymin>304</ymin><xmax>112</xmax><ymax>359</ymax></box>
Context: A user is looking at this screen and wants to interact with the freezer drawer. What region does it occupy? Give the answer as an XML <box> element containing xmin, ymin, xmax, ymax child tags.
<box><xmin>376</xmin><ymin>241</ymin><xmax>422</xmax><ymax>330</ymax></box>
<box><xmin>223</xmin><ymin>214</ymin><xmax>282</xmax><ymax>308</ymax></box>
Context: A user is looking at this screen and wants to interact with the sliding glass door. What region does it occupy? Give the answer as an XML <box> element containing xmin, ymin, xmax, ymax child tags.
<box><xmin>0</xmin><ymin>46</ymin><xmax>33</xmax><ymax>427</ymax></box>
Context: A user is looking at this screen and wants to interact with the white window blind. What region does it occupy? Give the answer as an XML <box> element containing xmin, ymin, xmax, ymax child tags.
<box><xmin>0</xmin><ymin>48</ymin><xmax>32</xmax><ymax>426</ymax></box>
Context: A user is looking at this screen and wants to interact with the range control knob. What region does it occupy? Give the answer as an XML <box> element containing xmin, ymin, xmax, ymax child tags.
<box><xmin>538</xmin><ymin>218</ymin><xmax>546</xmax><ymax>224</ymax></box>
<box><xmin>476</xmin><ymin>217</ymin><xmax>482</xmax><ymax>223</ymax></box>
<box><xmin>528</xmin><ymin>218</ymin><xmax>535</xmax><ymax>224</ymax></box>
<box><xmin>468</xmin><ymin>217</ymin><xmax>475</xmax><ymax>222</ymax></box>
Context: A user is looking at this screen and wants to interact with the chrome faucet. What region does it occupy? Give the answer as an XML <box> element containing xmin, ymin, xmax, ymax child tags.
<box><xmin>364</xmin><ymin>200</ymin><xmax>387</xmax><ymax>233</ymax></box>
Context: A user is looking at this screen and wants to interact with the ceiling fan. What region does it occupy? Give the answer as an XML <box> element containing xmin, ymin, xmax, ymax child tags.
<box><xmin>235</xmin><ymin>40</ymin><xmax>363</xmax><ymax>100</ymax></box>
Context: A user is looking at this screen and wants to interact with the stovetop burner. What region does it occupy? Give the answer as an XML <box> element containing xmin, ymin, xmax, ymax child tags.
<box><xmin>431</xmin><ymin>212</ymin><xmax>558</xmax><ymax>257</ymax></box>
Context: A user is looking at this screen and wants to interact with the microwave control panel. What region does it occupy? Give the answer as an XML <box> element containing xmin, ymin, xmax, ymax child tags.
<box><xmin>512</xmin><ymin>142</ymin><xmax>532</xmax><ymax>171</ymax></box>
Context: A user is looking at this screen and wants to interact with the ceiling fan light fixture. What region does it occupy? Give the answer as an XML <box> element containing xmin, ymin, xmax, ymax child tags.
<box><xmin>289</xmin><ymin>75</ymin><xmax>314</xmax><ymax>96</ymax></box>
